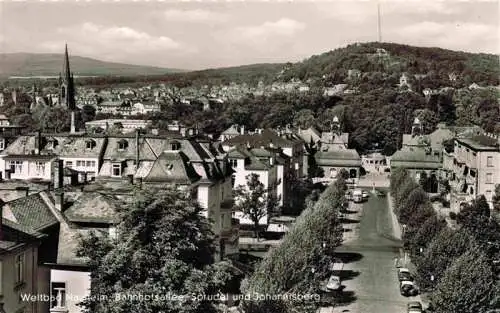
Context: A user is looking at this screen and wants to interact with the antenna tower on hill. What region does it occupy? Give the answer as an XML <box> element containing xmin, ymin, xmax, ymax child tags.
<box><xmin>377</xmin><ymin>2</ymin><xmax>382</xmax><ymax>42</ymax></box>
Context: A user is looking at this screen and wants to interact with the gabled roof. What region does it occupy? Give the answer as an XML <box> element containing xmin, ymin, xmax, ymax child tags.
<box><xmin>3</xmin><ymin>192</ymin><xmax>58</xmax><ymax>232</ymax></box>
<box><xmin>223</xmin><ymin>129</ymin><xmax>295</xmax><ymax>147</ymax></box>
<box><xmin>143</xmin><ymin>151</ymin><xmax>201</xmax><ymax>184</ymax></box>
<box><xmin>391</xmin><ymin>147</ymin><xmax>442</xmax><ymax>169</ymax></box>
<box><xmin>315</xmin><ymin>149</ymin><xmax>361</xmax><ymax>167</ymax></box>
<box><xmin>64</xmin><ymin>192</ymin><xmax>120</xmax><ymax>224</ymax></box>
<box><xmin>297</xmin><ymin>127</ymin><xmax>322</xmax><ymax>144</ymax></box>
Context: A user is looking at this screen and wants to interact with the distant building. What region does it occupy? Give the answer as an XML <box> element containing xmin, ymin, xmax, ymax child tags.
<box><xmin>85</xmin><ymin>119</ymin><xmax>153</xmax><ymax>133</ymax></box>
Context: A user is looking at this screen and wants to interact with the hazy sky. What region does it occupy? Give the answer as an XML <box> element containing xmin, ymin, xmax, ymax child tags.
<box><xmin>0</xmin><ymin>0</ymin><xmax>498</xmax><ymax>70</ymax></box>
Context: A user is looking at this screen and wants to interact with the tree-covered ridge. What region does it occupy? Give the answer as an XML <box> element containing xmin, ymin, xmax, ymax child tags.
<box><xmin>282</xmin><ymin>42</ymin><xmax>500</xmax><ymax>87</ymax></box>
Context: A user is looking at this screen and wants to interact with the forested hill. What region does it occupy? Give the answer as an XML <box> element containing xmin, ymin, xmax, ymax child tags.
<box><xmin>281</xmin><ymin>42</ymin><xmax>499</xmax><ymax>87</ymax></box>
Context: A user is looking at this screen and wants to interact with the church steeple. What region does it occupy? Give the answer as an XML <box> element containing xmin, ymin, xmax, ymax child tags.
<box><xmin>411</xmin><ymin>117</ymin><xmax>422</xmax><ymax>136</ymax></box>
<box><xmin>59</xmin><ymin>43</ymin><xmax>76</xmax><ymax>111</ymax></box>
<box><xmin>331</xmin><ymin>115</ymin><xmax>341</xmax><ymax>134</ymax></box>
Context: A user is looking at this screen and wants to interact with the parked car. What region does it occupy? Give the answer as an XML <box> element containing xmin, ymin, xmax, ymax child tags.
<box><xmin>362</xmin><ymin>190</ymin><xmax>369</xmax><ymax>199</ymax></box>
<box><xmin>407</xmin><ymin>301</ymin><xmax>423</xmax><ymax>313</ymax></box>
<box><xmin>325</xmin><ymin>275</ymin><xmax>341</xmax><ymax>291</ymax></box>
<box><xmin>353</xmin><ymin>189</ymin><xmax>363</xmax><ymax>203</ymax></box>
<box><xmin>400</xmin><ymin>280</ymin><xmax>419</xmax><ymax>297</ymax></box>
<box><xmin>345</xmin><ymin>191</ymin><xmax>353</xmax><ymax>201</ymax></box>
<box><xmin>398</xmin><ymin>268</ymin><xmax>413</xmax><ymax>281</ymax></box>
<box><xmin>375</xmin><ymin>190</ymin><xmax>386</xmax><ymax>197</ymax></box>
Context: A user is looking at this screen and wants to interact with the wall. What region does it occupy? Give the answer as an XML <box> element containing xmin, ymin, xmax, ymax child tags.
<box><xmin>61</xmin><ymin>158</ymin><xmax>99</xmax><ymax>177</ymax></box>
<box><xmin>4</xmin><ymin>159</ymin><xmax>52</xmax><ymax>181</ymax></box>
<box><xmin>50</xmin><ymin>269</ymin><xmax>91</xmax><ymax>313</ymax></box>
<box><xmin>1</xmin><ymin>246</ymin><xmax>39</xmax><ymax>313</ymax></box>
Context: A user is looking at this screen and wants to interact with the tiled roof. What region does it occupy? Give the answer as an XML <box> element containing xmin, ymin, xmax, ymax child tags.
<box><xmin>58</xmin><ymin>137</ymin><xmax>106</xmax><ymax>158</ymax></box>
<box><xmin>315</xmin><ymin>149</ymin><xmax>361</xmax><ymax>167</ymax></box>
<box><xmin>64</xmin><ymin>192</ymin><xmax>119</xmax><ymax>223</ymax></box>
<box><xmin>103</xmin><ymin>136</ymin><xmax>157</xmax><ymax>160</ymax></box>
<box><xmin>245</xmin><ymin>157</ymin><xmax>271</xmax><ymax>171</ymax></box>
<box><xmin>297</xmin><ymin>127</ymin><xmax>322</xmax><ymax>144</ymax></box>
<box><xmin>457</xmin><ymin>135</ymin><xmax>500</xmax><ymax>151</ymax></box>
<box><xmin>143</xmin><ymin>151</ymin><xmax>201</xmax><ymax>184</ymax></box>
<box><xmin>57</xmin><ymin>222</ymin><xmax>107</xmax><ymax>265</ymax></box>
<box><xmin>4</xmin><ymin>193</ymin><xmax>58</xmax><ymax>232</ymax></box>
<box><xmin>0</xmin><ymin>219</ymin><xmax>44</xmax><ymax>253</ymax></box>
<box><xmin>227</xmin><ymin>146</ymin><xmax>252</xmax><ymax>159</ymax></box>
<box><xmin>391</xmin><ymin>148</ymin><xmax>442</xmax><ymax>169</ymax></box>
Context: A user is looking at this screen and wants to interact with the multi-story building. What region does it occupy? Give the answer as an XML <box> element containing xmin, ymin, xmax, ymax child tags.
<box><xmin>85</xmin><ymin>119</ymin><xmax>152</xmax><ymax>133</ymax></box>
<box><xmin>227</xmin><ymin>145</ymin><xmax>281</xmax><ymax>226</ymax></box>
<box><xmin>445</xmin><ymin>133</ymin><xmax>500</xmax><ymax>211</ymax></box>
<box><xmin>0</xmin><ymin>212</ymin><xmax>48</xmax><ymax>313</ymax></box>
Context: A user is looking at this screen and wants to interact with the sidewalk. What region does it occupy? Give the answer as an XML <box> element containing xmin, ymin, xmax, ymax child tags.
<box><xmin>388</xmin><ymin>193</ymin><xmax>430</xmax><ymax>310</ymax></box>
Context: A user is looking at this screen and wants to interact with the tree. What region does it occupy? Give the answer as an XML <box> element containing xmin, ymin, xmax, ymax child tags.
<box><xmin>408</xmin><ymin>215</ymin><xmax>447</xmax><ymax>259</ymax></box>
<box><xmin>399</xmin><ymin>187</ymin><xmax>430</xmax><ymax>225</ymax></box>
<box><xmin>293</xmin><ymin>109</ymin><xmax>316</xmax><ymax>129</ymax></box>
<box><xmin>415</xmin><ymin>228</ymin><xmax>476</xmax><ymax>291</ymax></box>
<box><xmin>242</xmin><ymin>179</ymin><xmax>345</xmax><ymax>313</ymax></box>
<box><xmin>418</xmin><ymin>172</ymin><xmax>429</xmax><ymax>192</ymax></box>
<box><xmin>81</xmin><ymin>104</ymin><xmax>96</xmax><ymax>123</ymax></box>
<box><xmin>235</xmin><ymin>174</ymin><xmax>278</xmax><ymax>239</ymax></box>
<box><xmin>492</xmin><ymin>184</ymin><xmax>500</xmax><ymax>213</ymax></box>
<box><xmin>77</xmin><ymin>187</ymin><xmax>233</xmax><ymax>313</ymax></box>
<box><xmin>431</xmin><ymin>249</ymin><xmax>500</xmax><ymax>313</ymax></box>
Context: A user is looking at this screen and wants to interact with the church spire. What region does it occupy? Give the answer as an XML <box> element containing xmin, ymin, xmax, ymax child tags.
<box><xmin>63</xmin><ymin>43</ymin><xmax>71</xmax><ymax>80</ymax></box>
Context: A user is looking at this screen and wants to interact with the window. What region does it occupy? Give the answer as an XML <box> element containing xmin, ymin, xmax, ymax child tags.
<box><xmin>486</xmin><ymin>173</ymin><xmax>493</xmax><ymax>184</ymax></box>
<box><xmin>9</xmin><ymin>161</ymin><xmax>22</xmax><ymax>173</ymax></box>
<box><xmin>50</xmin><ymin>282</ymin><xmax>66</xmax><ymax>309</ymax></box>
<box><xmin>109</xmin><ymin>227</ymin><xmax>117</xmax><ymax>240</ymax></box>
<box><xmin>0</xmin><ymin>139</ymin><xmax>4</xmax><ymax>150</ymax></box>
<box><xmin>86</xmin><ymin>160</ymin><xmax>95</xmax><ymax>167</ymax></box>
<box><xmin>470</xmin><ymin>170</ymin><xmax>476</xmax><ymax>178</ymax></box>
<box><xmin>220</xmin><ymin>214</ymin><xmax>225</xmax><ymax>229</ymax></box>
<box><xmin>118</xmin><ymin>140</ymin><xmax>128</xmax><ymax>150</ymax></box>
<box><xmin>231</xmin><ymin>175</ymin><xmax>236</xmax><ymax>188</ymax></box>
<box><xmin>229</xmin><ymin>159</ymin><xmax>238</xmax><ymax>168</ymax></box>
<box><xmin>487</xmin><ymin>156</ymin><xmax>494</xmax><ymax>167</ymax></box>
<box><xmin>65</xmin><ymin>161</ymin><xmax>73</xmax><ymax>168</ymax></box>
<box><xmin>112</xmin><ymin>164</ymin><xmax>121</xmax><ymax>177</ymax></box>
<box><xmin>171</xmin><ymin>141</ymin><xmax>181</xmax><ymax>150</ymax></box>
<box><xmin>15</xmin><ymin>253</ymin><xmax>24</xmax><ymax>284</ymax></box>
<box><xmin>35</xmin><ymin>162</ymin><xmax>45</xmax><ymax>176</ymax></box>
<box><xmin>86</xmin><ymin>140</ymin><xmax>96</xmax><ymax>150</ymax></box>
<box><xmin>76</xmin><ymin>160</ymin><xmax>83</xmax><ymax>167</ymax></box>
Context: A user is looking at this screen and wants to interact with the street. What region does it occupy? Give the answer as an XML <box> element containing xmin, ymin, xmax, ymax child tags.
<box><xmin>321</xmin><ymin>188</ymin><xmax>420</xmax><ymax>313</ymax></box>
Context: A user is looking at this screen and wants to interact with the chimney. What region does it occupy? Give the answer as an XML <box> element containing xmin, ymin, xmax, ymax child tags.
<box><xmin>135</xmin><ymin>129</ymin><xmax>140</xmax><ymax>170</ymax></box>
<box><xmin>53</xmin><ymin>159</ymin><xmax>64</xmax><ymax>211</ymax></box>
<box><xmin>240</xmin><ymin>125</ymin><xmax>245</xmax><ymax>135</ymax></box>
<box><xmin>34</xmin><ymin>131</ymin><xmax>41</xmax><ymax>154</ymax></box>
<box><xmin>70</xmin><ymin>111</ymin><xmax>76</xmax><ymax>133</ymax></box>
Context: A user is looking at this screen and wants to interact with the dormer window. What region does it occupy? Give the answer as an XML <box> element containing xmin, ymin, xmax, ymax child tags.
<box><xmin>118</xmin><ymin>139</ymin><xmax>128</xmax><ymax>150</ymax></box>
<box><xmin>170</xmin><ymin>141</ymin><xmax>181</xmax><ymax>150</ymax></box>
<box><xmin>86</xmin><ymin>139</ymin><xmax>96</xmax><ymax>150</ymax></box>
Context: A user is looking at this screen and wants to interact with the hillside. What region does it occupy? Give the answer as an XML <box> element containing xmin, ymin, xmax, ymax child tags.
<box><xmin>0</xmin><ymin>53</ymin><xmax>183</xmax><ymax>78</ymax></box>
<box><xmin>281</xmin><ymin>42</ymin><xmax>500</xmax><ymax>86</ymax></box>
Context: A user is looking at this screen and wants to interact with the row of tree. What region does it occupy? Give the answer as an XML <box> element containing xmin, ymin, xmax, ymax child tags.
<box><xmin>390</xmin><ymin>168</ymin><xmax>500</xmax><ymax>313</ymax></box>
<box><xmin>240</xmin><ymin>171</ymin><xmax>348</xmax><ymax>313</ymax></box>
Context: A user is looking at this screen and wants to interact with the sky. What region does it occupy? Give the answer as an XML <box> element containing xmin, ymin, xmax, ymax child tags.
<box><xmin>0</xmin><ymin>0</ymin><xmax>498</xmax><ymax>70</ymax></box>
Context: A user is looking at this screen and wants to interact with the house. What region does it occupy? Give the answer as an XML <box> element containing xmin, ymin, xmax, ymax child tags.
<box><xmin>96</xmin><ymin>134</ymin><xmax>239</xmax><ymax>260</ymax></box>
<box><xmin>361</xmin><ymin>152</ymin><xmax>388</xmax><ymax>173</ymax></box>
<box><xmin>85</xmin><ymin>119</ymin><xmax>152</xmax><ymax>133</ymax></box>
<box><xmin>227</xmin><ymin>145</ymin><xmax>280</xmax><ymax>226</ymax></box>
<box><xmin>0</xmin><ymin>216</ymin><xmax>48</xmax><ymax>313</ymax></box>
<box><xmin>219</xmin><ymin>125</ymin><xmax>245</xmax><ymax>142</ymax></box>
<box><xmin>0</xmin><ymin>133</ymin><xmax>59</xmax><ymax>182</ymax></box>
<box><xmin>0</xmin><ymin>114</ymin><xmax>24</xmax><ymax>152</ymax></box>
<box><xmin>391</xmin><ymin>120</ymin><xmax>444</xmax><ymax>191</ymax></box>
<box><xmin>57</xmin><ymin>136</ymin><xmax>107</xmax><ymax>181</ymax></box>
<box><xmin>445</xmin><ymin>133</ymin><xmax>500</xmax><ymax>212</ymax></box>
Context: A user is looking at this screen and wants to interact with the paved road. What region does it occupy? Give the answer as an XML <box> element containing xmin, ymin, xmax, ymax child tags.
<box><xmin>321</xmin><ymin>189</ymin><xmax>420</xmax><ymax>313</ymax></box>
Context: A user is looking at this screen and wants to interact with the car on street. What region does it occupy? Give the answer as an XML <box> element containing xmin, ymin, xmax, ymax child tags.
<box><xmin>407</xmin><ymin>301</ymin><xmax>423</xmax><ymax>313</ymax></box>
<box><xmin>325</xmin><ymin>275</ymin><xmax>341</xmax><ymax>291</ymax></box>
<box><xmin>375</xmin><ymin>190</ymin><xmax>386</xmax><ymax>197</ymax></box>
<box><xmin>362</xmin><ymin>190</ymin><xmax>369</xmax><ymax>199</ymax></box>
<box><xmin>400</xmin><ymin>280</ymin><xmax>419</xmax><ymax>297</ymax></box>
<box><xmin>398</xmin><ymin>268</ymin><xmax>413</xmax><ymax>281</ymax></box>
<box><xmin>345</xmin><ymin>190</ymin><xmax>353</xmax><ymax>201</ymax></box>
<box><xmin>353</xmin><ymin>189</ymin><xmax>363</xmax><ymax>203</ymax></box>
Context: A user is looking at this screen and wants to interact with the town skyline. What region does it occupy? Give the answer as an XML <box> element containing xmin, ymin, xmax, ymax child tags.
<box><xmin>1</xmin><ymin>0</ymin><xmax>498</xmax><ymax>70</ymax></box>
